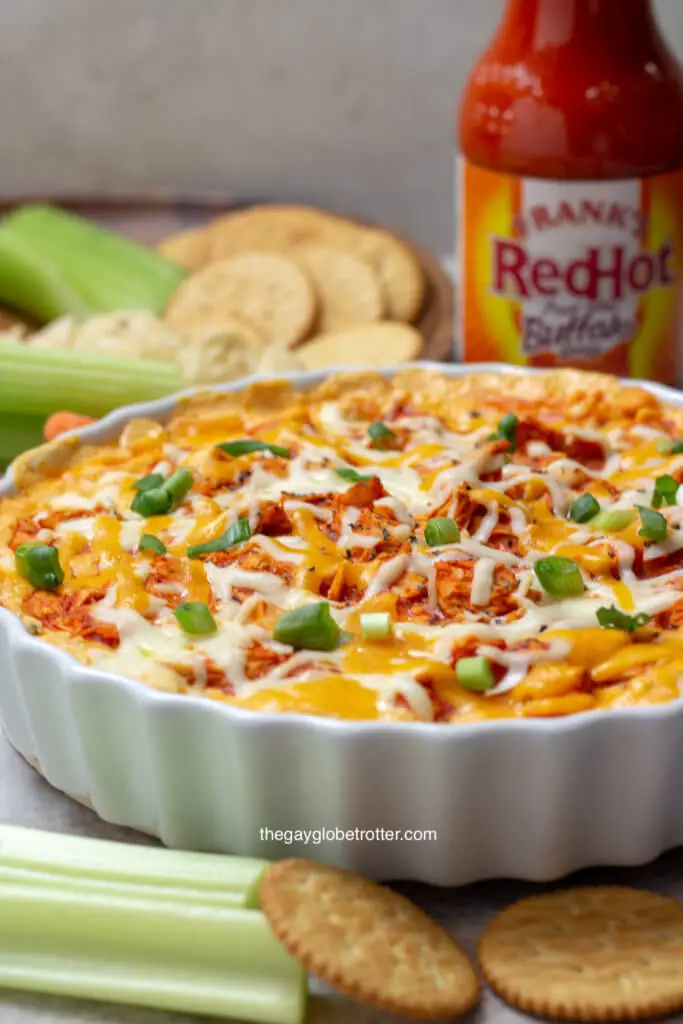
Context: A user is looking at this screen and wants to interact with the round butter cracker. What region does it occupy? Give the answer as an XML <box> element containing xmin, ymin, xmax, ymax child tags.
<box><xmin>205</xmin><ymin>204</ymin><xmax>346</xmax><ymax>259</ymax></box>
<box><xmin>292</xmin><ymin>242</ymin><xmax>385</xmax><ymax>331</ymax></box>
<box><xmin>164</xmin><ymin>252</ymin><xmax>317</xmax><ymax>348</ymax></box>
<box><xmin>347</xmin><ymin>226</ymin><xmax>426</xmax><ymax>323</ymax></box>
<box><xmin>479</xmin><ymin>886</ymin><xmax>683</xmax><ymax>1021</ymax></box>
<box><xmin>205</xmin><ymin>204</ymin><xmax>426</xmax><ymax>322</ymax></box>
<box><xmin>157</xmin><ymin>226</ymin><xmax>211</xmax><ymax>270</ymax></box>
<box><xmin>260</xmin><ymin>859</ymin><xmax>479</xmax><ymax>1020</ymax></box>
<box><xmin>296</xmin><ymin>321</ymin><xmax>422</xmax><ymax>370</ymax></box>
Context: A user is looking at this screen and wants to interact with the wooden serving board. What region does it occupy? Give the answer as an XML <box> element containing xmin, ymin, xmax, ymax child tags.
<box><xmin>0</xmin><ymin>193</ymin><xmax>454</xmax><ymax>361</ymax></box>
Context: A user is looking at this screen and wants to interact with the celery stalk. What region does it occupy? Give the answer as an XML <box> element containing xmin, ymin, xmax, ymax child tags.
<box><xmin>5</xmin><ymin>204</ymin><xmax>187</xmax><ymax>317</ymax></box>
<box><xmin>0</xmin><ymin>411</ymin><xmax>45</xmax><ymax>467</ymax></box>
<box><xmin>0</xmin><ymin>865</ymin><xmax>251</xmax><ymax>909</ymax></box>
<box><xmin>0</xmin><ymin>825</ymin><xmax>266</xmax><ymax>909</ymax></box>
<box><xmin>0</xmin><ymin>884</ymin><xmax>306</xmax><ymax>1023</ymax></box>
<box><xmin>0</xmin><ymin>225</ymin><xmax>93</xmax><ymax>321</ymax></box>
<box><xmin>0</xmin><ymin>340</ymin><xmax>184</xmax><ymax>417</ymax></box>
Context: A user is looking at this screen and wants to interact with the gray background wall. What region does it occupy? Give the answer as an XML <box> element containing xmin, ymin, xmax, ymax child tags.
<box><xmin>1</xmin><ymin>0</ymin><xmax>682</xmax><ymax>253</ymax></box>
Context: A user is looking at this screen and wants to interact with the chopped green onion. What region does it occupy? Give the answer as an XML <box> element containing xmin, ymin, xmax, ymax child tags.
<box><xmin>131</xmin><ymin>468</ymin><xmax>193</xmax><ymax>517</ymax></box>
<box><xmin>3</xmin><ymin>204</ymin><xmax>186</xmax><ymax>318</ymax></box>
<box><xmin>188</xmin><ymin>518</ymin><xmax>251</xmax><ymax>558</ymax></box>
<box><xmin>273</xmin><ymin>602</ymin><xmax>341</xmax><ymax>651</ymax></box>
<box><xmin>335</xmin><ymin>468</ymin><xmax>374</xmax><ymax>482</ymax></box>
<box><xmin>367</xmin><ymin>421</ymin><xmax>397</xmax><ymax>449</ymax></box>
<box><xmin>164</xmin><ymin>468</ymin><xmax>194</xmax><ymax>508</ymax></box>
<box><xmin>456</xmin><ymin>656</ymin><xmax>496</xmax><ymax>692</ymax></box>
<box><xmin>596</xmin><ymin>606</ymin><xmax>651</xmax><ymax>632</ymax></box>
<box><xmin>424</xmin><ymin>517</ymin><xmax>461</xmax><ymax>547</ymax></box>
<box><xmin>174</xmin><ymin>602</ymin><xmax>217</xmax><ymax>636</ymax></box>
<box><xmin>131</xmin><ymin>486</ymin><xmax>173</xmax><ymax>518</ymax></box>
<box><xmin>657</xmin><ymin>438</ymin><xmax>683</xmax><ymax>455</ymax></box>
<box><xmin>360</xmin><ymin>612</ymin><xmax>393</xmax><ymax>641</ymax></box>
<box><xmin>496</xmin><ymin>413</ymin><xmax>519</xmax><ymax>451</ymax></box>
<box><xmin>590</xmin><ymin>508</ymin><xmax>635</xmax><ymax>533</ymax></box>
<box><xmin>652</xmin><ymin>474</ymin><xmax>679</xmax><ymax>509</ymax></box>
<box><xmin>637</xmin><ymin>505</ymin><xmax>667</xmax><ymax>543</ymax></box>
<box><xmin>132</xmin><ymin>473</ymin><xmax>166</xmax><ymax>492</ymax></box>
<box><xmin>139</xmin><ymin>534</ymin><xmax>166</xmax><ymax>556</ymax></box>
<box><xmin>217</xmin><ymin>439</ymin><xmax>291</xmax><ymax>459</ymax></box>
<box><xmin>534</xmin><ymin>555</ymin><xmax>584</xmax><ymax>597</ymax></box>
<box><xmin>0</xmin><ymin>340</ymin><xmax>184</xmax><ymax>419</ymax></box>
<box><xmin>569</xmin><ymin>493</ymin><xmax>600</xmax><ymax>523</ymax></box>
<box><xmin>15</xmin><ymin>543</ymin><xmax>64</xmax><ymax>591</ymax></box>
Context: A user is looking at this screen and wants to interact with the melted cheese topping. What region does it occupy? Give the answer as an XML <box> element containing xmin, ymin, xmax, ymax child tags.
<box><xmin>3</xmin><ymin>369</ymin><xmax>683</xmax><ymax>723</ymax></box>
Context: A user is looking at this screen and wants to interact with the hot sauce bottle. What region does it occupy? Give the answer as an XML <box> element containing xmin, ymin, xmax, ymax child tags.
<box><xmin>457</xmin><ymin>0</ymin><xmax>683</xmax><ymax>382</ymax></box>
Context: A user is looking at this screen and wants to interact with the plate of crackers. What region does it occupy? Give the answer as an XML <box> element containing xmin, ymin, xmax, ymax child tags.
<box><xmin>1</xmin><ymin>199</ymin><xmax>453</xmax><ymax>387</ymax></box>
<box><xmin>156</xmin><ymin>202</ymin><xmax>454</xmax><ymax>372</ymax></box>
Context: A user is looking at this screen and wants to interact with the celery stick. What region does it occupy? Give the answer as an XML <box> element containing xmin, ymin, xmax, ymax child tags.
<box><xmin>0</xmin><ymin>340</ymin><xmax>184</xmax><ymax>417</ymax></box>
<box><xmin>0</xmin><ymin>410</ymin><xmax>45</xmax><ymax>466</ymax></box>
<box><xmin>0</xmin><ymin>825</ymin><xmax>266</xmax><ymax>909</ymax></box>
<box><xmin>6</xmin><ymin>204</ymin><xmax>187</xmax><ymax>316</ymax></box>
<box><xmin>0</xmin><ymin>884</ymin><xmax>306</xmax><ymax>1023</ymax></box>
<box><xmin>0</xmin><ymin>224</ymin><xmax>94</xmax><ymax>321</ymax></box>
<box><xmin>0</xmin><ymin>865</ymin><xmax>250</xmax><ymax>911</ymax></box>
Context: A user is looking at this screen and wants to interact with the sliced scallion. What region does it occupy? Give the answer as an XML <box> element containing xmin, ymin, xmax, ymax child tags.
<box><xmin>569</xmin><ymin>493</ymin><xmax>600</xmax><ymax>524</ymax></box>
<box><xmin>15</xmin><ymin>543</ymin><xmax>64</xmax><ymax>591</ymax></box>
<box><xmin>335</xmin><ymin>468</ymin><xmax>374</xmax><ymax>482</ymax></box>
<box><xmin>164</xmin><ymin>468</ymin><xmax>194</xmax><ymax>509</ymax></box>
<box><xmin>590</xmin><ymin>508</ymin><xmax>635</xmax><ymax>533</ymax></box>
<box><xmin>637</xmin><ymin>505</ymin><xmax>667</xmax><ymax>543</ymax></box>
<box><xmin>652</xmin><ymin>474</ymin><xmax>679</xmax><ymax>509</ymax></box>
<box><xmin>534</xmin><ymin>555</ymin><xmax>584</xmax><ymax>597</ymax></box>
<box><xmin>174</xmin><ymin>602</ymin><xmax>217</xmax><ymax>636</ymax></box>
<box><xmin>131</xmin><ymin>468</ymin><xmax>193</xmax><ymax>517</ymax></box>
<box><xmin>217</xmin><ymin>439</ymin><xmax>291</xmax><ymax>459</ymax></box>
<box><xmin>596</xmin><ymin>606</ymin><xmax>651</xmax><ymax>632</ymax></box>
<box><xmin>360</xmin><ymin>612</ymin><xmax>393</xmax><ymax>641</ymax></box>
<box><xmin>424</xmin><ymin>518</ymin><xmax>461</xmax><ymax>547</ymax></box>
<box><xmin>273</xmin><ymin>602</ymin><xmax>341</xmax><ymax>651</ymax></box>
<box><xmin>132</xmin><ymin>473</ymin><xmax>166</xmax><ymax>493</ymax></box>
<box><xmin>131</xmin><ymin>486</ymin><xmax>173</xmax><ymax>518</ymax></box>
<box><xmin>139</xmin><ymin>534</ymin><xmax>166</xmax><ymax>556</ymax></box>
<box><xmin>187</xmin><ymin>518</ymin><xmax>251</xmax><ymax>558</ymax></box>
<box><xmin>367</xmin><ymin>422</ymin><xmax>397</xmax><ymax>450</ymax></box>
<box><xmin>496</xmin><ymin>413</ymin><xmax>519</xmax><ymax>451</ymax></box>
<box><xmin>456</xmin><ymin>656</ymin><xmax>495</xmax><ymax>692</ymax></box>
<box><xmin>657</xmin><ymin>438</ymin><xmax>683</xmax><ymax>455</ymax></box>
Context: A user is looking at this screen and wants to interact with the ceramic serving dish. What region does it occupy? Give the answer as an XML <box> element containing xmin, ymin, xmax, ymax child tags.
<box><xmin>1</xmin><ymin>362</ymin><xmax>683</xmax><ymax>886</ymax></box>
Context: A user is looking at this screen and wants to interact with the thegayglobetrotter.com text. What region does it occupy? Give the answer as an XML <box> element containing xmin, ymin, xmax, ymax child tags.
<box><xmin>260</xmin><ymin>827</ymin><xmax>437</xmax><ymax>845</ymax></box>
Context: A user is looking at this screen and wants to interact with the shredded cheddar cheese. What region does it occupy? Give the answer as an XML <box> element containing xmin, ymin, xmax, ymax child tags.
<box><xmin>3</xmin><ymin>367</ymin><xmax>683</xmax><ymax>722</ymax></box>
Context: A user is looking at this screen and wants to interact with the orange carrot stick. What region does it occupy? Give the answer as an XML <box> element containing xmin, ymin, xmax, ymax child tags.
<box><xmin>44</xmin><ymin>411</ymin><xmax>96</xmax><ymax>442</ymax></box>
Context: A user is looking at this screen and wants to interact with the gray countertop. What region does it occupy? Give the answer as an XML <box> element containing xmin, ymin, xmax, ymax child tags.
<box><xmin>2</xmin><ymin>727</ymin><xmax>683</xmax><ymax>1024</ymax></box>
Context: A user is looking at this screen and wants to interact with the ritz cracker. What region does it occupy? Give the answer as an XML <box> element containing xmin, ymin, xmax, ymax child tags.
<box><xmin>457</xmin><ymin>0</ymin><xmax>683</xmax><ymax>384</ymax></box>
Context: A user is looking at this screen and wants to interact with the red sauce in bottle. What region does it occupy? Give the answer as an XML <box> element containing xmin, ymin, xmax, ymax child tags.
<box><xmin>457</xmin><ymin>0</ymin><xmax>683</xmax><ymax>383</ymax></box>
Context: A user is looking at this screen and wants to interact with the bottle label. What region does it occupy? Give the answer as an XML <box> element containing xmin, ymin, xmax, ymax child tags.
<box><xmin>456</xmin><ymin>158</ymin><xmax>683</xmax><ymax>382</ymax></box>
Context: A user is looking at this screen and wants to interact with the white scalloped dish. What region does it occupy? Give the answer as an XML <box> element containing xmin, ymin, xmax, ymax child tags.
<box><xmin>2</xmin><ymin>362</ymin><xmax>683</xmax><ymax>886</ymax></box>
